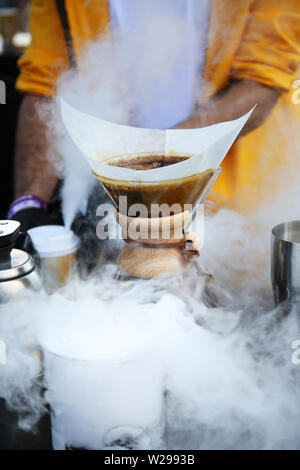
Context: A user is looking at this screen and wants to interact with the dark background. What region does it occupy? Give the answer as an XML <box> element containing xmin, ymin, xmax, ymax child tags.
<box><xmin>0</xmin><ymin>52</ymin><xmax>21</xmax><ymax>218</ymax></box>
<box><xmin>0</xmin><ymin>399</ymin><xmax>52</xmax><ymax>450</ymax></box>
<box><xmin>0</xmin><ymin>49</ymin><xmax>53</xmax><ymax>450</ymax></box>
<box><xmin>0</xmin><ymin>0</ymin><xmax>28</xmax><ymax>217</ymax></box>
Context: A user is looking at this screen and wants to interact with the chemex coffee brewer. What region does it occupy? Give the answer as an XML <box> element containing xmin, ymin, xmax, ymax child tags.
<box><xmin>61</xmin><ymin>99</ymin><xmax>253</xmax><ymax>279</ymax></box>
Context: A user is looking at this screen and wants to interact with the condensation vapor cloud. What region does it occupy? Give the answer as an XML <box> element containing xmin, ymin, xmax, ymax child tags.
<box><xmin>47</xmin><ymin>6</ymin><xmax>205</xmax><ymax>227</ymax></box>
<box><xmin>1</xmin><ymin>4</ymin><xmax>300</xmax><ymax>450</ymax></box>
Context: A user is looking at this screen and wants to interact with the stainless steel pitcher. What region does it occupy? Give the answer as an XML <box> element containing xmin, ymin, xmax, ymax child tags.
<box><xmin>271</xmin><ymin>220</ymin><xmax>300</xmax><ymax>306</ymax></box>
<box><xmin>0</xmin><ymin>220</ymin><xmax>42</xmax><ymax>303</ymax></box>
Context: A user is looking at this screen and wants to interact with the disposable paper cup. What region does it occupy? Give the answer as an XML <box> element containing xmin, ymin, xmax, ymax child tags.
<box><xmin>28</xmin><ymin>225</ymin><xmax>80</xmax><ymax>289</ymax></box>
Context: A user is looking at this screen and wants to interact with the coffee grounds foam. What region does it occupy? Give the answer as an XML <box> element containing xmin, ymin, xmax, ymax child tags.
<box><xmin>109</xmin><ymin>155</ymin><xmax>189</xmax><ymax>170</ymax></box>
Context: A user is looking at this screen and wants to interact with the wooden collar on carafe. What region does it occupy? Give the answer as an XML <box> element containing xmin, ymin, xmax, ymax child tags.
<box><xmin>116</xmin><ymin>210</ymin><xmax>200</xmax><ymax>252</ymax></box>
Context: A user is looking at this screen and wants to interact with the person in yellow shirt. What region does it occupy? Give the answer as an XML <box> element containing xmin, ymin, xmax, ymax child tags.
<box><xmin>8</xmin><ymin>0</ymin><xmax>300</xmax><ymax>229</ymax></box>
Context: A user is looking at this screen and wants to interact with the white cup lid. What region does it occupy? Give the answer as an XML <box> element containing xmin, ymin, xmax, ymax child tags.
<box><xmin>28</xmin><ymin>225</ymin><xmax>80</xmax><ymax>258</ymax></box>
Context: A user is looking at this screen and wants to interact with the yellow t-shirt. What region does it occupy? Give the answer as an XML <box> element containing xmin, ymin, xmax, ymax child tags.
<box><xmin>16</xmin><ymin>0</ymin><xmax>300</xmax><ymax>214</ymax></box>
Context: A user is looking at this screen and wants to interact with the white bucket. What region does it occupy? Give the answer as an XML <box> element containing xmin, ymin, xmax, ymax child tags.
<box><xmin>42</xmin><ymin>348</ymin><xmax>166</xmax><ymax>450</ymax></box>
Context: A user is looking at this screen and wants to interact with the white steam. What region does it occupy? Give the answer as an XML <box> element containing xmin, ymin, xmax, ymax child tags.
<box><xmin>1</xmin><ymin>249</ymin><xmax>300</xmax><ymax>449</ymax></box>
<box><xmin>48</xmin><ymin>6</ymin><xmax>207</xmax><ymax>226</ymax></box>
<box><xmin>1</xmin><ymin>4</ymin><xmax>300</xmax><ymax>451</ymax></box>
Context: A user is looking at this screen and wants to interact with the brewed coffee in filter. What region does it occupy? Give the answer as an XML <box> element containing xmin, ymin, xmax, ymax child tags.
<box><xmin>61</xmin><ymin>99</ymin><xmax>254</xmax><ymax>214</ymax></box>
<box><xmin>99</xmin><ymin>154</ymin><xmax>216</xmax><ymax>214</ymax></box>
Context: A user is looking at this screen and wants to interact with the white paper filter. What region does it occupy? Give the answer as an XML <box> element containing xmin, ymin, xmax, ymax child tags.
<box><xmin>61</xmin><ymin>98</ymin><xmax>254</xmax><ymax>182</ymax></box>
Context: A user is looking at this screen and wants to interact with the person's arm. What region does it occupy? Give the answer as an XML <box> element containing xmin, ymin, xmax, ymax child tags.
<box><xmin>14</xmin><ymin>93</ymin><xmax>59</xmax><ymax>201</ymax></box>
<box><xmin>13</xmin><ymin>0</ymin><xmax>70</xmax><ymax>203</ymax></box>
<box><xmin>175</xmin><ymin>0</ymin><xmax>300</xmax><ymax>134</ymax></box>
<box><xmin>172</xmin><ymin>79</ymin><xmax>280</xmax><ymax>134</ymax></box>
